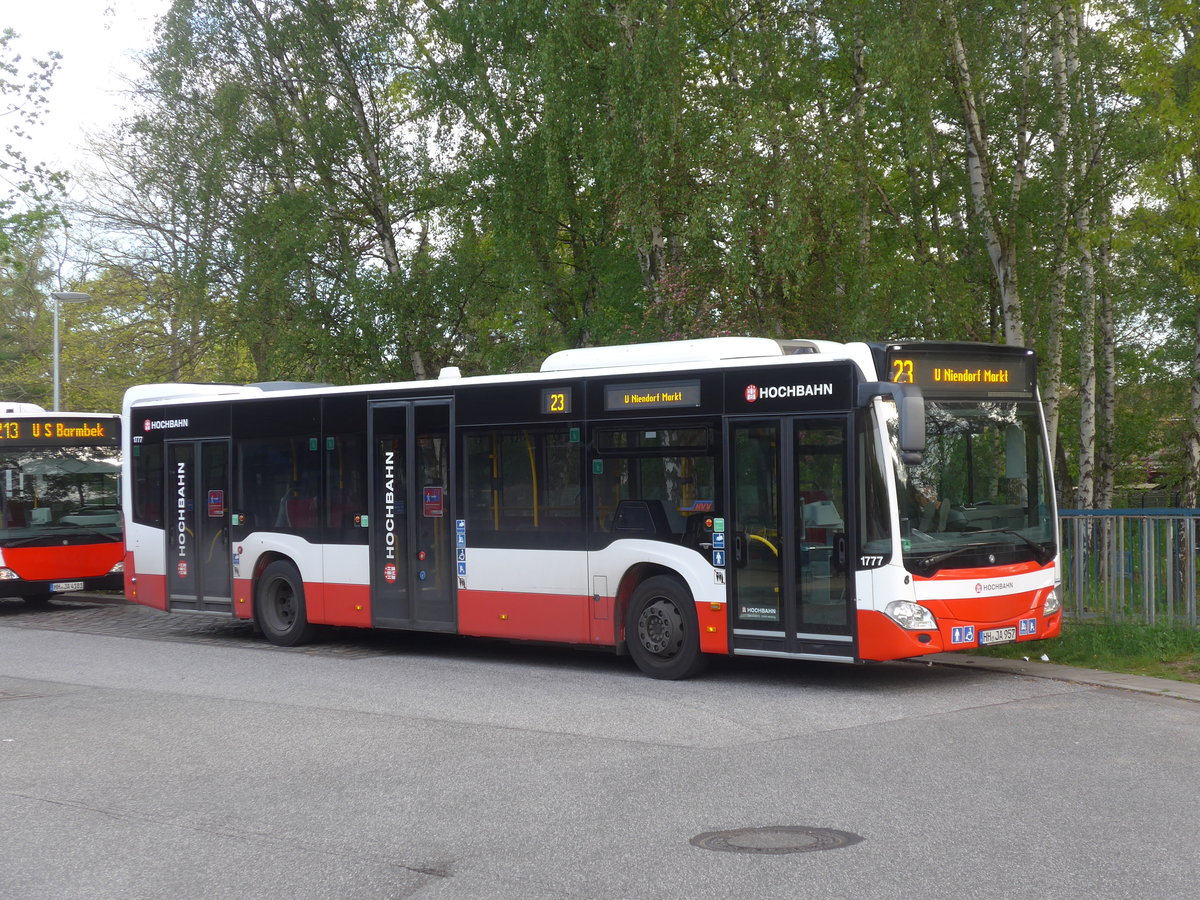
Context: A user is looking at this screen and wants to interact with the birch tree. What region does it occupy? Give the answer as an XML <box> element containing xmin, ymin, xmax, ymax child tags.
<box><xmin>939</xmin><ymin>0</ymin><xmax>1028</xmax><ymax>346</ymax></box>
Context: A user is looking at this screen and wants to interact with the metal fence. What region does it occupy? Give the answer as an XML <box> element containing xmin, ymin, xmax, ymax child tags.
<box><xmin>1059</xmin><ymin>509</ymin><xmax>1200</xmax><ymax>627</ymax></box>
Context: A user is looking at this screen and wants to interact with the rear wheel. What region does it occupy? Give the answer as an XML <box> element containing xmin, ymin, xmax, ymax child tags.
<box><xmin>255</xmin><ymin>561</ymin><xmax>317</xmax><ymax>647</ymax></box>
<box><xmin>626</xmin><ymin>575</ymin><xmax>707</xmax><ymax>680</ymax></box>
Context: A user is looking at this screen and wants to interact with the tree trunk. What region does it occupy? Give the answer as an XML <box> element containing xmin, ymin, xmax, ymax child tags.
<box><xmin>1042</xmin><ymin>7</ymin><xmax>1073</xmax><ymax>465</ymax></box>
<box><xmin>1075</xmin><ymin>201</ymin><xmax>1097</xmax><ymax>509</ymax></box>
<box><xmin>1072</xmin><ymin>7</ymin><xmax>1097</xmax><ymax>509</ymax></box>
<box><xmin>941</xmin><ymin>1</ymin><xmax>1025</xmax><ymax>346</ymax></box>
<box><xmin>1187</xmin><ymin>303</ymin><xmax>1200</xmax><ymax>508</ymax></box>
<box><xmin>1097</xmin><ymin>232</ymin><xmax>1117</xmax><ymax>508</ymax></box>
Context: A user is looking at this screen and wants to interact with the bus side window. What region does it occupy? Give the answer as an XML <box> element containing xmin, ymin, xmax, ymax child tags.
<box><xmin>591</xmin><ymin>425</ymin><xmax>718</xmax><ymax>550</ymax></box>
<box><xmin>240</xmin><ymin>437</ymin><xmax>320</xmax><ymax>533</ymax></box>
<box><xmin>324</xmin><ymin>433</ymin><xmax>366</xmax><ymax>533</ymax></box>
<box><xmin>132</xmin><ymin>443</ymin><xmax>164</xmax><ymax>528</ymax></box>
<box><xmin>463</xmin><ymin>426</ymin><xmax>582</xmax><ymax>547</ymax></box>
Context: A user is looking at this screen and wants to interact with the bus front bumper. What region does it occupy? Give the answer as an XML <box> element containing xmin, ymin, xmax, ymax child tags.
<box><xmin>857</xmin><ymin>606</ymin><xmax>1063</xmax><ymax>661</ymax></box>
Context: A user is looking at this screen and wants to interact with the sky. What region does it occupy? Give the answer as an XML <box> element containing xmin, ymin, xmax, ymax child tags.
<box><xmin>5</xmin><ymin>0</ymin><xmax>169</xmax><ymax>172</ymax></box>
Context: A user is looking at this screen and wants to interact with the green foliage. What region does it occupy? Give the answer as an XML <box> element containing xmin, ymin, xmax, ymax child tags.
<box><xmin>21</xmin><ymin>0</ymin><xmax>1189</xmax><ymax>506</ymax></box>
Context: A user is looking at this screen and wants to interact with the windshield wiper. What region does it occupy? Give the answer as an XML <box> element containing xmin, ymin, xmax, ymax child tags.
<box><xmin>910</xmin><ymin>542</ymin><xmax>994</xmax><ymax>576</ymax></box>
<box><xmin>968</xmin><ymin>528</ymin><xmax>1055</xmax><ymax>566</ymax></box>
<box><xmin>911</xmin><ymin>530</ymin><xmax>1054</xmax><ymax>575</ymax></box>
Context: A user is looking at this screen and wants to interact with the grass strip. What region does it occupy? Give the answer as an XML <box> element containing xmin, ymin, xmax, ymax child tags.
<box><xmin>970</xmin><ymin>620</ymin><xmax>1200</xmax><ymax>684</ymax></box>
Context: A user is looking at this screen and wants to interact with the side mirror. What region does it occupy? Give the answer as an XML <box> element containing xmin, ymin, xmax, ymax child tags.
<box><xmin>897</xmin><ymin>389</ymin><xmax>925</xmax><ymax>465</ymax></box>
<box><xmin>858</xmin><ymin>381</ymin><xmax>926</xmax><ymax>465</ymax></box>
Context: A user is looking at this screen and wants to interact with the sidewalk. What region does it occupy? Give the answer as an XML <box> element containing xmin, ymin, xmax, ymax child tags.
<box><xmin>928</xmin><ymin>653</ymin><xmax>1200</xmax><ymax>703</ymax></box>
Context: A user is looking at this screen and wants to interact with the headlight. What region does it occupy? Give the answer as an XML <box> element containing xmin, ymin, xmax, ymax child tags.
<box><xmin>1043</xmin><ymin>586</ymin><xmax>1061</xmax><ymax>616</ymax></box>
<box><xmin>108</xmin><ymin>561</ymin><xmax>125</xmax><ymax>574</ymax></box>
<box><xmin>884</xmin><ymin>600</ymin><xmax>937</xmax><ymax>630</ymax></box>
<box><xmin>0</xmin><ymin>568</ymin><xmax>19</xmax><ymax>581</ymax></box>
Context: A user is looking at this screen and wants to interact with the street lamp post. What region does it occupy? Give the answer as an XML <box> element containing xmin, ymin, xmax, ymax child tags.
<box><xmin>50</xmin><ymin>291</ymin><xmax>91</xmax><ymax>411</ymax></box>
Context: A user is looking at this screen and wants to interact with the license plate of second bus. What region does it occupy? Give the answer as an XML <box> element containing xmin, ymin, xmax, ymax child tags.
<box><xmin>979</xmin><ymin>626</ymin><xmax>1017</xmax><ymax>646</ymax></box>
<box><xmin>50</xmin><ymin>581</ymin><xmax>84</xmax><ymax>593</ymax></box>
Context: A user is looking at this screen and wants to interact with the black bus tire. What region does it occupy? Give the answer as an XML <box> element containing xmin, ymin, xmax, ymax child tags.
<box><xmin>626</xmin><ymin>575</ymin><xmax>708</xmax><ymax>680</ymax></box>
<box><xmin>22</xmin><ymin>593</ymin><xmax>51</xmax><ymax>609</ymax></box>
<box><xmin>255</xmin><ymin>560</ymin><xmax>317</xmax><ymax>647</ymax></box>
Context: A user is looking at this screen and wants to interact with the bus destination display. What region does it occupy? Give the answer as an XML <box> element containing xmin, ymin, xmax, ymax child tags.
<box><xmin>0</xmin><ymin>416</ymin><xmax>119</xmax><ymax>446</ymax></box>
<box><xmin>604</xmin><ymin>380</ymin><xmax>702</xmax><ymax>412</ymax></box>
<box><xmin>887</xmin><ymin>351</ymin><xmax>1033</xmax><ymax>397</ymax></box>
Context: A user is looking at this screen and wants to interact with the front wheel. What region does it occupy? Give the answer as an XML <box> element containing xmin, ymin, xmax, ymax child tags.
<box><xmin>255</xmin><ymin>561</ymin><xmax>317</xmax><ymax>647</ymax></box>
<box><xmin>626</xmin><ymin>575</ymin><xmax>707</xmax><ymax>680</ymax></box>
<box><xmin>22</xmin><ymin>593</ymin><xmax>51</xmax><ymax>609</ymax></box>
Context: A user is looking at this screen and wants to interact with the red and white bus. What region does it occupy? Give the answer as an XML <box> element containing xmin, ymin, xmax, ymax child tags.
<box><xmin>1</xmin><ymin>403</ymin><xmax>124</xmax><ymax>606</ymax></box>
<box><xmin>120</xmin><ymin>337</ymin><xmax>1060</xmax><ymax>677</ymax></box>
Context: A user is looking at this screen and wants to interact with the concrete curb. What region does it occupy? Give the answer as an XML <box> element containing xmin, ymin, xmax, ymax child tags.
<box><xmin>925</xmin><ymin>653</ymin><xmax>1200</xmax><ymax>703</ymax></box>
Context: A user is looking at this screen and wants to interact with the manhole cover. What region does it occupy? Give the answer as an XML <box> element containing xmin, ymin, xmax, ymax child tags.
<box><xmin>690</xmin><ymin>826</ymin><xmax>863</xmax><ymax>855</ymax></box>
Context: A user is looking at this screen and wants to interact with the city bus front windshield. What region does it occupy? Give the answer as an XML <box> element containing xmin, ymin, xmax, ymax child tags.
<box><xmin>887</xmin><ymin>401</ymin><xmax>1055</xmax><ymax>574</ymax></box>
<box><xmin>0</xmin><ymin>448</ymin><xmax>122</xmax><ymax>547</ymax></box>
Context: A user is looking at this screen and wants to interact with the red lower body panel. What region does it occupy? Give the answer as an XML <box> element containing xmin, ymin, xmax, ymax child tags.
<box><xmin>458</xmin><ymin>589</ymin><xmax>591</xmax><ymax>643</ymax></box>
<box><xmin>125</xmin><ymin>554</ymin><xmax>167</xmax><ymax>610</ymax></box>
<box><xmin>229</xmin><ymin>577</ymin><xmax>371</xmax><ymax>626</ymax></box>
<box><xmin>308</xmin><ymin>581</ymin><xmax>371</xmax><ymax>627</ymax></box>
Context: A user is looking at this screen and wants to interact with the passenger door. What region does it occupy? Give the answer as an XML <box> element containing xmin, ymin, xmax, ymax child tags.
<box><xmin>728</xmin><ymin>416</ymin><xmax>853</xmax><ymax>658</ymax></box>
<box><xmin>368</xmin><ymin>400</ymin><xmax>455</xmax><ymax>630</ymax></box>
<box><xmin>164</xmin><ymin>439</ymin><xmax>232</xmax><ymax>613</ymax></box>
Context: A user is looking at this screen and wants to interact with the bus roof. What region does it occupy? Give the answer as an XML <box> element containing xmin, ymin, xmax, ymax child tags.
<box><xmin>124</xmin><ymin>337</ymin><xmax>883</xmax><ymax>409</ymax></box>
<box><xmin>2</xmin><ymin>402</ymin><xmax>47</xmax><ymax>415</ymax></box>
<box><xmin>540</xmin><ymin>337</ymin><xmax>844</xmax><ymax>372</ymax></box>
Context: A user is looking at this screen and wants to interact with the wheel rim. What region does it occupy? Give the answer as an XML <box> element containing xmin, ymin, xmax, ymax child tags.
<box><xmin>268</xmin><ymin>578</ymin><xmax>296</xmax><ymax>629</ymax></box>
<box><xmin>638</xmin><ymin>598</ymin><xmax>684</xmax><ymax>658</ymax></box>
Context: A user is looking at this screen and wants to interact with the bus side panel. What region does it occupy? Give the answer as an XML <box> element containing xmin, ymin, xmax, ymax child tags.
<box><xmin>231</xmin><ymin>572</ymin><xmax>373</xmax><ymax>627</ymax></box>
<box><xmin>588</xmin><ymin>540</ymin><xmax>728</xmax><ymax>655</ymax></box>
<box><xmin>459</xmin><ymin>548</ymin><xmax>590</xmax><ymax>643</ymax></box>
<box><xmin>318</xmin><ymin>544</ymin><xmax>370</xmax><ymax>627</ymax></box>
<box><xmin>128</xmin><ymin>567</ymin><xmax>168</xmax><ymax>610</ymax></box>
<box><xmin>125</xmin><ymin>522</ymin><xmax>167</xmax><ymax>609</ymax></box>
<box><xmin>458</xmin><ymin>588</ymin><xmax>592</xmax><ymax>643</ymax></box>
<box><xmin>311</xmin><ymin>581</ymin><xmax>371</xmax><ymax>628</ymax></box>
<box><xmin>232</xmin><ymin>577</ymin><xmax>253</xmax><ymax>618</ymax></box>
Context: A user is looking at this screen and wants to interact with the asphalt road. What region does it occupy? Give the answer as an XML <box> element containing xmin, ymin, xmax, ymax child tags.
<box><xmin>2</xmin><ymin>595</ymin><xmax>1198</xmax><ymax>899</ymax></box>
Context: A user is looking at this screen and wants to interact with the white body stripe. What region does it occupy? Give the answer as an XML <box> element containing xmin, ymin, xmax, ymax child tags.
<box><xmin>322</xmin><ymin>543</ymin><xmax>368</xmax><ymax>586</ymax></box>
<box><xmin>463</xmin><ymin>548</ymin><xmax>589</xmax><ymax>596</ymax></box>
<box><xmin>126</xmin><ymin>521</ymin><xmax>165</xmax><ymax>575</ymax></box>
<box><xmin>589</xmin><ymin>540</ymin><xmax>726</xmax><ymax>606</ymax></box>
<box><xmin>911</xmin><ymin>566</ymin><xmax>1054</xmax><ymax>601</ymax></box>
<box><xmin>462</xmin><ymin>539</ymin><xmax>726</xmax><ymax>607</ymax></box>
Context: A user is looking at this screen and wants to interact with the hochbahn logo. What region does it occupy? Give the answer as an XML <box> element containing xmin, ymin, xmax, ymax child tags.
<box><xmin>144</xmin><ymin>417</ymin><xmax>189</xmax><ymax>431</ymax></box>
<box><xmin>744</xmin><ymin>382</ymin><xmax>835</xmax><ymax>402</ymax></box>
<box><xmin>976</xmin><ymin>580</ymin><xmax>1015</xmax><ymax>593</ymax></box>
<box><xmin>176</xmin><ymin>461</ymin><xmax>189</xmax><ymax>575</ymax></box>
<box><xmin>382</xmin><ymin>450</ymin><xmax>397</xmax><ymax>579</ymax></box>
